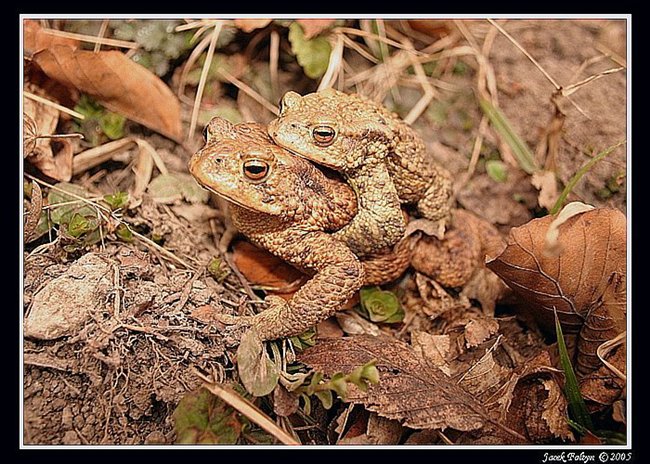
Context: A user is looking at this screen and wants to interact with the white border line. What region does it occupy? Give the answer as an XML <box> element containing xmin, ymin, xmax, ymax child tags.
<box><xmin>19</xmin><ymin>14</ymin><xmax>632</xmax><ymax>450</ymax></box>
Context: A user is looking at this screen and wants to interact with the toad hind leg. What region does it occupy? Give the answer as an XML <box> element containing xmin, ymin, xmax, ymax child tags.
<box><xmin>415</xmin><ymin>164</ymin><xmax>454</xmax><ymax>236</ymax></box>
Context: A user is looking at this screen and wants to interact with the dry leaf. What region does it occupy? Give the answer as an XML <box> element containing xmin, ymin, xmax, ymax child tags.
<box><xmin>335</xmin><ymin>311</ymin><xmax>380</xmax><ymax>336</ymax></box>
<box><xmin>410</xmin><ymin>331</ymin><xmax>451</xmax><ymax>375</ymax></box>
<box><xmin>296</xmin><ymin>19</ymin><xmax>336</xmax><ymax>39</ymax></box>
<box><xmin>23</xmin><ymin>19</ymin><xmax>78</xmax><ymax>56</ymax></box>
<box><xmin>486</xmin><ymin>207</ymin><xmax>626</xmax><ymax>375</ymax></box>
<box><xmin>298</xmin><ymin>335</ymin><xmax>522</xmax><ymax>440</ymax></box>
<box><xmin>23</xmin><ymin>89</ymin><xmax>73</xmax><ymax>181</ymax></box>
<box><xmin>232</xmin><ymin>240</ymin><xmax>307</xmax><ymax>300</ymax></box>
<box><xmin>24</xmin><ymin>181</ymin><xmax>43</xmax><ymax>243</ymax></box>
<box><xmin>233</xmin><ymin>19</ymin><xmax>272</xmax><ymax>33</ymax></box>
<box><xmin>33</xmin><ymin>45</ymin><xmax>182</xmax><ymax>142</ymax></box>
<box><xmin>272</xmin><ymin>384</ymin><xmax>299</xmax><ymax>417</ymax></box>
<box><xmin>464</xmin><ymin>317</ymin><xmax>500</xmax><ymax>348</ymax></box>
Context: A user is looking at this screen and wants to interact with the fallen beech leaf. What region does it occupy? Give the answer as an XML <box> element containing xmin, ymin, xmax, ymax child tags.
<box><xmin>33</xmin><ymin>45</ymin><xmax>182</xmax><ymax>142</ymax></box>
<box><xmin>272</xmin><ymin>384</ymin><xmax>299</xmax><ymax>417</ymax></box>
<box><xmin>233</xmin><ymin>19</ymin><xmax>272</xmax><ymax>33</ymax></box>
<box><xmin>464</xmin><ymin>317</ymin><xmax>500</xmax><ymax>348</ymax></box>
<box><xmin>486</xmin><ymin>207</ymin><xmax>626</xmax><ymax>375</ymax></box>
<box><xmin>296</xmin><ymin>19</ymin><xmax>336</xmax><ymax>39</ymax></box>
<box><xmin>232</xmin><ymin>240</ymin><xmax>307</xmax><ymax>296</ymax></box>
<box><xmin>23</xmin><ymin>20</ymin><xmax>78</xmax><ymax>56</ymax></box>
<box><xmin>148</xmin><ymin>172</ymin><xmax>209</xmax><ymax>204</ymax></box>
<box><xmin>298</xmin><ymin>335</ymin><xmax>521</xmax><ymax>439</ymax></box>
<box><xmin>410</xmin><ymin>331</ymin><xmax>450</xmax><ymax>375</ymax></box>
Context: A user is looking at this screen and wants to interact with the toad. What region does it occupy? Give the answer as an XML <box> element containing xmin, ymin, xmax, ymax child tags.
<box><xmin>189</xmin><ymin>118</ymin><xmax>410</xmax><ymax>342</ymax></box>
<box><xmin>268</xmin><ymin>88</ymin><xmax>454</xmax><ymax>256</ymax></box>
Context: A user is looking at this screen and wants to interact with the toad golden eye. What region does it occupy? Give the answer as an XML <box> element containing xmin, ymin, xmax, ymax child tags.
<box><xmin>243</xmin><ymin>160</ymin><xmax>270</xmax><ymax>181</ymax></box>
<box><xmin>312</xmin><ymin>126</ymin><xmax>336</xmax><ymax>146</ymax></box>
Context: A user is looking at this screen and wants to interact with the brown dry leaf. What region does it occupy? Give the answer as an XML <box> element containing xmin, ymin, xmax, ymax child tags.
<box><xmin>464</xmin><ymin>317</ymin><xmax>500</xmax><ymax>348</ymax></box>
<box><xmin>233</xmin><ymin>19</ymin><xmax>272</xmax><ymax>33</ymax></box>
<box><xmin>298</xmin><ymin>335</ymin><xmax>522</xmax><ymax>440</ymax></box>
<box><xmin>498</xmin><ymin>351</ymin><xmax>573</xmax><ymax>442</ymax></box>
<box><xmin>486</xmin><ymin>207</ymin><xmax>626</xmax><ymax>375</ymax></box>
<box><xmin>406</xmin><ymin>20</ymin><xmax>451</xmax><ymax>39</ymax></box>
<box><xmin>272</xmin><ymin>384</ymin><xmax>299</xmax><ymax>417</ymax></box>
<box><xmin>459</xmin><ymin>349</ymin><xmax>509</xmax><ymax>400</ymax></box>
<box><xmin>410</xmin><ymin>331</ymin><xmax>450</xmax><ymax>375</ymax></box>
<box><xmin>579</xmin><ymin>343</ymin><xmax>626</xmax><ymax>408</ymax></box>
<box><xmin>23</xmin><ymin>19</ymin><xmax>78</xmax><ymax>56</ymax></box>
<box><xmin>23</xmin><ymin>89</ymin><xmax>73</xmax><ymax>181</ymax></box>
<box><xmin>232</xmin><ymin>240</ymin><xmax>307</xmax><ymax>301</ymax></box>
<box><xmin>33</xmin><ymin>45</ymin><xmax>182</xmax><ymax>142</ymax></box>
<box><xmin>24</xmin><ymin>181</ymin><xmax>43</xmax><ymax>243</ymax></box>
<box><xmin>296</xmin><ymin>19</ymin><xmax>336</xmax><ymax>39</ymax></box>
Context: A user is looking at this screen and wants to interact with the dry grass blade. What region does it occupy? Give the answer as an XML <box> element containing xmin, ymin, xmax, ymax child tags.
<box><xmin>40</xmin><ymin>27</ymin><xmax>139</xmax><ymax>50</ymax></box>
<box><xmin>72</xmin><ymin>138</ymin><xmax>136</xmax><ymax>175</ymax></box>
<box><xmin>218</xmin><ymin>69</ymin><xmax>279</xmax><ymax>115</ymax></box>
<box><xmin>93</xmin><ymin>19</ymin><xmax>110</xmax><ymax>53</ymax></box>
<box><xmin>486</xmin><ymin>19</ymin><xmax>560</xmax><ymax>90</ymax></box>
<box><xmin>335</xmin><ymin>27</ymin><xmax>428</xmax><ymax>56</ymax></box>
<box><xmin>187</xmin><ymin>21</ymin><xmax>223</xmax><ymax>142</ymax></box>
<box><xmin>202</xmin><ymin>382</ymin><xmax>300</xmax><ymax>445</ymax></box>
<box><xmin>597</xmin><ymin>331</ymin><xmax>627</xmax><ymax>381</ymax></box>
<box><xmin>23</xmin><ymin>91</ymin><xmax>86</xmax><ymax>120</ymax></box>
<box><xmin>562</xmin><ymin>67</ymin><xmax>626</xmax><ymax>98</ymax></box>
<box><xmin>317</xmin><ymin>33</ymin><xmax>344</xmax><ymax>91</ymax></box>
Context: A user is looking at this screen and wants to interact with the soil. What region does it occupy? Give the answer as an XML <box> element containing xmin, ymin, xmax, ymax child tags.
<box><xmin>22</xmin><ymin>18</ymin><xmax>628</xmax><ymax>445</ymax></box>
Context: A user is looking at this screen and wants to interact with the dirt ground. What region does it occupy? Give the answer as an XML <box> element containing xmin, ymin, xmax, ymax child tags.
<box><xmin>22</xmin><ymin>18</ymin><xmax>627</xmax><ymax>445</ymax></box>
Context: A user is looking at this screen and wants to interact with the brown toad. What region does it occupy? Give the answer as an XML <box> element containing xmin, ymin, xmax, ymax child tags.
<box><xmin>268</xmin><ymin>88</ymin><xmax>454</xmax><ymax>256</ymax></box>
<box><xmin>189</xmin><ymin>117</ymin><xmax>410</xmax><ymax>341</ymax></box>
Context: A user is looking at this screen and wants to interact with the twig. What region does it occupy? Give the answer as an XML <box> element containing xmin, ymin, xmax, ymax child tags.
<box><xmin>23</xmin><ymin>91</ymin><xmax>86</xmax><ymax>120</ymax></box>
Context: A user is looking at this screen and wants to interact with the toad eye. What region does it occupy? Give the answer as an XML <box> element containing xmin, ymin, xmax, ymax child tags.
<box><xmin>312</xmin><ymin>125</ymin><xmax>336</xmax><ymax>146</ymax></box>
<box><xmin>243</xmin><ymin>159</ymin><xmax>270</xmax><ymax>181</ymax></box>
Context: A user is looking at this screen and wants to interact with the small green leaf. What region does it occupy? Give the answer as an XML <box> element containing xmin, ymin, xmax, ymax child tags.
<box><xmin>361</xmin><ymin>361</ymin><xmax>380</xmax><ymax>385</ymax></box>
<box><xmin>99</xmin><ymin>112</ymin><xmax>126</xmax><ymax>140</ymax></box>
<box><xmin>485</xmin><ymin>160</ymin><xmax>508</xmax><ymax>183</ymax></box>
<box><xmin>48</xmin><ymin>183</ymin><xmax>96</xmax><ymax>225</ymax></box>
<box><xmin>237</xmin><ymin>329</ymin><xmax>280</xmax><ymax>397</ymax></box>
<box><xmin>207</xmin><ymin>256</ymin><xmax>231</xmax><ymax>283</ymax></box>
<box><xmin>554</xmin><ymin>309</ymin><xmax>593</xmax><ymax>432</ymax></box>
<box><xmin>314</xmin><ymin>390</ymin><xmax>333</xmax><ymax>410</ymax></box>
<box><xmin>103</xmin><ymin>191</ymin><xmax>129</xmax><ymax>210</ymax></box>
<box><xmin>328</xmin><ymin>374</ymin><xmax>348</xmax><ymax>399</ymax></box>
<box><xmin>290</xmin><ymin>328</ymin><xmax>317</xmax><ymax>351</ymax></box>
<box><xmin>67</xmin><ymin>213</ymin><xmax>95</xmax><ymax>238</ymax></box>
<box><xmin>300</xmin><ymin>393</ymin><xmax>312</xmax><ymax>416</ymax></box>
<box><xmin>479</xmin><ymin>98</ymin><xmax>538</xmax><ymax>175</ymax></box>
<box><xmin>288</xmin><ymin>22</ymin><xmax>331</xmax><ymax>79</ymax></box>
<box><xmin>115</xmin><ymin>223</ymin><xmax>134</xmax><ymax>242</ymax></box>
<box><xmin>359</xmin><ymin>286</ymin><xmax>403</xmax><ymax>323</ymax></box>
<box><xmin>172</xmin><ymin>387</ymin><xmax>242</xmax><ymax>444</ymax></box>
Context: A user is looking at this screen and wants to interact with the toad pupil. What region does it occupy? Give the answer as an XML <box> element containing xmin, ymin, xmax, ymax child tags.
<box><xmin>243</xmin><ymin>160</ymin><xmax>269</xmax><ymax>180</ymax></box>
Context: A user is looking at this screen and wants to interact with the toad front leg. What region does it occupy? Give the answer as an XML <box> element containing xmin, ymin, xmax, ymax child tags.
<box><xmin>333</xmin><ymin>162</ymin><xmax>405</xmax><ymax>257</ymax></box>
<box><xmin>223</xmin><ymin>230</ymin><xmax>364</xmax><ymax>342</ymax></box>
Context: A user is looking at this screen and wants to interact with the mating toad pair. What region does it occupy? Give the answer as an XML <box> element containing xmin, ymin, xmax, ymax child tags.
<box><xmin>189</xmin><ymin>88</ymin><xmax>453</xmax><ymax>342</ymax></box>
